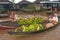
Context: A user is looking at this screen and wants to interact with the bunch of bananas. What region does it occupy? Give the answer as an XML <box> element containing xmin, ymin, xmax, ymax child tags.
<box><xmin>15</xmin><ymin>23</ymin><xmax>44</xmax><ymax>32</ymax></box>
<box><xmin>18</xmin><ymin>17</ymin><xmax>44</xmax><ymax>25</ymax></box>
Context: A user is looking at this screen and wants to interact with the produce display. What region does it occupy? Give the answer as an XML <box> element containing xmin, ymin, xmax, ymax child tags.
<box><xmin>15</xmin><ymin>23</ymin><xmax>44</xmax><ymax>32</ymax></box>
<box><xmin>9</xmin><ymin>16</ymin><xmax>58</xmax><ymax>34</ymax></box>
<box><xmin>17</xmin><ymin>17</ymin><xmax>44</xmax><ymax>25</ymax></box>
<box><xmin>13</xmin><ymin>17</ymin><xmax>45</xmax><ymax>32</ymax></box>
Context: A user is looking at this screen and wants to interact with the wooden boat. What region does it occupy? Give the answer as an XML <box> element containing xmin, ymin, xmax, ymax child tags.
<box><xmin>7</xmin><ymin>23</ymin><xmax>58</xmax><ymax>35</ymax></box>
<box><xmin>0</xmin><ymin>25</ymin><xmax>17</xmax><ymax>29</ymax></box>
<box><xmin>0</xmin><ymin>21</ymin><xmax>58</xmax><ymax>35</ymax></box>
<box><xmin>0</xmin><ymin>21</ymin><xmax>19</xmax><ymax>29</ymax></box>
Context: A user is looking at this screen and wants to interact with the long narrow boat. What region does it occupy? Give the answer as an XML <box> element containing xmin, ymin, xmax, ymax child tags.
<box><xmin>0</xmin><ymin>19</ymin><xmax>58</xmax><ymax>35</ymax></box>
<box><xmin>7</xmin><ymin>23</ymin><xmax>58</xmax><ymax>35</ymax></box>
<box><xmin>0</xmin><ymin>21</ymin><xmax>20</xmax><ymax>29</ymax></box>
<box><xmin>0</xmin><ymin>25</ymin><xmax>17</xmax><ymax>29</ymax></box>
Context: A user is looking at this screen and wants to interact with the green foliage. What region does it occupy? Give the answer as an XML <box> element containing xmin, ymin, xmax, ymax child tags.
<box><xmin>40</xmin><ymin>6</ymin><xmax>47</xmax><ymax>12</ymax></box>
<box><xmin>0</xmin><ymin>5</ymin><xmax>6</xmax><ymax>12</ymax></box>
<box><xmin>47</xmin><ymin>11</ymin><xmax>52</xmax><ymax>15</ymax></box>
<box><xmin>26</xmin><ymin>5</ymin><xmax>35</xmax><ymax>12</ymax></box>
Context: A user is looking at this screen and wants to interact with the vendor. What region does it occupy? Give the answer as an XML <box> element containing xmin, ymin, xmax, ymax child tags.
<box><xmin>49</xmin><ymin>13</ymin><xmax>58</xmax><ymax>22</ymax></box>
<box><xmin>45</xmin><ymin>9</ymin><xmax>58</xmax><ymax>28</ymax></box>
<box><xmin>49</xmin><ymin>8</ymin><xmax>58</xmax><ymax>24</ymax></box>
<box><xmin>9</xmin><ymin>11</ymin><xmax>17</xmax><ymax>22</ymax></box>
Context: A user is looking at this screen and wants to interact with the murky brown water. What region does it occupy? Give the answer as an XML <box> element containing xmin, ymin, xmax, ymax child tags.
<box><xmin>0</xmin><ymin>24</ymin><xmax>60</xmax><ymax>40</ymax></box>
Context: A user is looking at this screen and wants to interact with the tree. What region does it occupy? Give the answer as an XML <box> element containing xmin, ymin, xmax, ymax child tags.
<box><xmin>0</xmin><ymin>5</ymin><xmax>4</xmax><ymax>12</ymax></box>
<box><xmin>11</xmin><ymin>0</ymin><xmax>15</xmax><ymax>9</ymax></box>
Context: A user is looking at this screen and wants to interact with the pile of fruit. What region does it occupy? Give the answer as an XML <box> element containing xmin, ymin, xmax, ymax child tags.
<box><xmin>15</xmin><ymin>23</ymin><xmax>44</xmax><ymax>32</ymax></box>
<box><xmin>14</xmin><ymin>17</ymin><xmax>45</xmax><ymax>32</ymax></box>
<box><xmin>12</xmin><ymin>16</ymin><xmax>58</xmax><ymax>33</ymax></box>
<box><xmin>17</xmin><ymin>17</ymin><xmax>44</xmax><ymax>25</ymax></box>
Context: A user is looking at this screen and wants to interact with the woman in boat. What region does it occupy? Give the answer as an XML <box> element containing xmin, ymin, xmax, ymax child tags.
<box><xmin>9</xmin><ymin>11</ymin><xmax>17</xmax><ymax>22</ymax></box>
<box><xmin>49</xmin><ymin>8</ymin><xmax>58</xmax><ymax>25</ymax></box>
<box><xmin>46</xmin><ymin>8</ymin><xmax>58</xmax><ymax>28</ymax></box>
